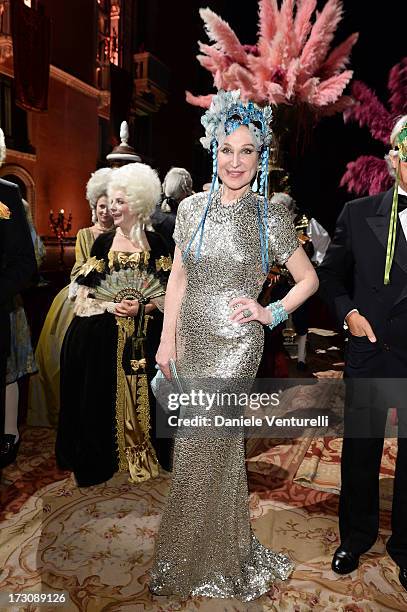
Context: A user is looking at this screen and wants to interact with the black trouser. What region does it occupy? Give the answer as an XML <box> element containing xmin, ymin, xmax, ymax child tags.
<box><xmin>339</xmin><ymin>373</ymin><xmax>407</xmax><ymax>567</ymax></box>
<box><xmin>0</xmin><ymin>350</ymin><xmax>6</xmax><ymax>437</ymax></box>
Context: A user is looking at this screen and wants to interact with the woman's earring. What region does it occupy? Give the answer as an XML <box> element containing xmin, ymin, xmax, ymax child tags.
<box><xmin>212</xmin><ymin>142</ymin><xmax>219</xmax><ymax>190</ymax></box>
<box><xmin>252</xmin><ymin>169</ymin><xmax>260</xmax><ymax>193</ymax></box>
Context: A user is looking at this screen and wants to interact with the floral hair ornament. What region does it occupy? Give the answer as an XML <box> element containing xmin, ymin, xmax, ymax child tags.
<box><xmin>183</xmin><ymin>90</ymin><xmax>273</xmax><ymax>273</ymax></box>
<box><xmin>384</xmin><ymin>121</ymin><xmax>407</xmax><ymax>285</ymax></box>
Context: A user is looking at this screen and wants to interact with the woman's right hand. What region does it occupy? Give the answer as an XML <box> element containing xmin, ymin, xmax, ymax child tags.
<box><xmin>156</xmin><ymin>340</ymin><xmax>176</xmax><ymax>380</ymax></box>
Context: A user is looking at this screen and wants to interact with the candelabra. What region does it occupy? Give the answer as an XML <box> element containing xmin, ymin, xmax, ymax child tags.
<box><xmin>49</xmin><ymin>209</ymin><xmax>72</xmax><ymax>267</ymax></box>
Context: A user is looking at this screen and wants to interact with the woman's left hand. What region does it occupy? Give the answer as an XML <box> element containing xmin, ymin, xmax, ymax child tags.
<box><xmin>115</xmin><ymin>299</ymin><xmax>139</xmax><ymax>317</ymax></box>
<box><xmin>229</xmin><ymin>297</ymin><xmax>272</xmax><ymax>325</ymax></box>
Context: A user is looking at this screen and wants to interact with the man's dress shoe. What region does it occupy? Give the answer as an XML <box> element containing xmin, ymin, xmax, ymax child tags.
<box><xmin>0</xmin><ymin>434</ymin><xmax>20</xmax><ymax>469</ymax></box>
<box><xmin>399</xmin><ymin>568</ymin><xmax>407</xmax><ymax>592</ymax></box>
<box><xmin>332</xmin><ymin>547</ymin><xmax>360</xmax><ymax>574</ymax></box>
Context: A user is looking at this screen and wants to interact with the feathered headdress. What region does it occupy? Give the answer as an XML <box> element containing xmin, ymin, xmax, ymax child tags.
<box><xmin>184</xmin><ymin>90</ymin><xmax>273</xmax><ymax>272</ymax></box>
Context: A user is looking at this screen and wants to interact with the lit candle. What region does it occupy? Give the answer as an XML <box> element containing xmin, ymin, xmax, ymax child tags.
<box><xmin>50</xmin><ymin>209</ymin><xmax>53</xmax><ymax>214</ymax></box>
<box><xmin>60</xmin><ymin>209</ymin><xmax>64</xmax><ymax>214</ymax></box>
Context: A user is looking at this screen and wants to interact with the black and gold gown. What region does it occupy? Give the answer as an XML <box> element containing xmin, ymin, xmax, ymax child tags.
<box><xmin>56</xmin><ymin>231</ymin><xmax>172</xmax><ymax>487</ymax></box>
<box><xmin>150</xmin><ymin>190</ymin><xmax>299</xmax><ymax>601</ymax></box>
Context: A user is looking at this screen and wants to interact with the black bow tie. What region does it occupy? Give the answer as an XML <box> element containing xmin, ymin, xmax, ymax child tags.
<box><xmin>398</xmin><ymin>194</ymin><xmax>407</xmax><ymax>210</ymax></box>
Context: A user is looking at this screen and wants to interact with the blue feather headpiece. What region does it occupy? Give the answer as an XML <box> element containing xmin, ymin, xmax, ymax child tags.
<box><xmin>184</xmin><ymin>90</ymin><xmax>273</xmax><ymax>273</ymax></box>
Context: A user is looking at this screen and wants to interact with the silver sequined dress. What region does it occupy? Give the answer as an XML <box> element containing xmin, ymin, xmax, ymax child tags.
<box><xmin>150</xmin><ymin>190</ymin><xmax>299</xmax><ymax>601</ymax></box>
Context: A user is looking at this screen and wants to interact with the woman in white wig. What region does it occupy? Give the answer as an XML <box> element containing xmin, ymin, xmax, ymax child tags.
<box><xmin>151</xmin><ymin>167</ymin><xmax>193</xmax><ymax>254</ymax></box>
<box><xmin>56</xmin><ymin>162</ymin><xmax>172</xmax><ymax>487</ymax></box>
<box><xmin>28</xmin><ymin>168</ymin><xmax>114</xmax><ymax>428</ymax></box>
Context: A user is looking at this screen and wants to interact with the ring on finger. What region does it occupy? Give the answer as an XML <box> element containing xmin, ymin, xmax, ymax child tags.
<box><xmin>243</xmin><ymin>309</ymin><xmax>253</xmax><ymax>318</ymax></box>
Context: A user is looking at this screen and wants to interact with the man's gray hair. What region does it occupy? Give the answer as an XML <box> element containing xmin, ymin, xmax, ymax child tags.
<box><xmin>163</xmin><ymin>167</ymin><xmax>193</xmax><ymax>202</ymax></box>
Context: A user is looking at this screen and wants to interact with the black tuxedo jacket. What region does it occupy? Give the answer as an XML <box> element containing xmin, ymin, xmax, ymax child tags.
<box><xmin>318</xmin><ymin>188</ymin><xmax>407</xmax><ymax>376</ymax></box>
<box><xmin>0</xmin><ymin>178</ymin><xmax>37</xmax><ymax>357</ymax></box>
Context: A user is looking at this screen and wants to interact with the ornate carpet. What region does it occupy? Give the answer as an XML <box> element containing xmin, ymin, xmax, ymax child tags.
<box><xmin>1</xmin><ymin>427</ymin><xmax>406</xmax><ymax>611</ymax></box>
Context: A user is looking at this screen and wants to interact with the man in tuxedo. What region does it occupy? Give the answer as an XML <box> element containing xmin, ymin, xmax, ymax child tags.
<box><xmin>318</xmin><ymin>115</ymin><xmax>407</xmax><ymax>592</ymax></box>
<box><xmin>0</xmin><ymin>132</ymin><xmax>37</xmax><ymax>464</ymax></box>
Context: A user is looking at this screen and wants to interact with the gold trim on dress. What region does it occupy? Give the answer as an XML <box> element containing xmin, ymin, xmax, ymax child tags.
<box><xmin>109</xmin><ymin>250</ymin><xmax>150</xmax><ymax>270</ymax></box>
<box><xmin>155</xmin><ymin>255</ymin><xmax>172</xmax><ymax>272</ymax></box>
<box><xmin>78</xmin><ymin>256</ymin><xmax>105</xmax><ymax>277</ymax></box>
<box><xmin>115</xmin><ymin>315</ymin><xmax>158</xmax><ymax>483</ymax></box>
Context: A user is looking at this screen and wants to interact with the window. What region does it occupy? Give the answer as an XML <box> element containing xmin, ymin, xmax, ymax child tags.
<box><xmin>0</xmin><ymin>75</ymin><xmax>32</xmax><ymax>153</ymax></box>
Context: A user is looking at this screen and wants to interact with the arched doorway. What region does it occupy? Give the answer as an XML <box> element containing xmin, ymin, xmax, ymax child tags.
<box><xmin>0</xmin><ymin>164</ymin><xmax>35</xmax><ymax>216</ymax></box>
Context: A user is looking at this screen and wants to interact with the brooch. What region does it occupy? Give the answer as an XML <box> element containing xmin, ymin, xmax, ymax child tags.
<box><xmin>0</xmin><ymin>202</ymin><xmax>11</xmax><ymax>219</ymax></box>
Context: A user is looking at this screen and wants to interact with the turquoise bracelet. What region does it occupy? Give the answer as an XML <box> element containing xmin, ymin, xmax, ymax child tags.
<box><xmin>266</xmin><ymin>300</ymin><xmax>288</xmax><ymax>330</ymax></box>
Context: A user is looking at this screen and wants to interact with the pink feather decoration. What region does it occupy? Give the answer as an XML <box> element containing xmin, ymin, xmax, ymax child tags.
<box><xmin>344</xmin><ymin>81</ymin><xmax>393</xmax><ymax>144</ymax></box>
<box><xmin>185</xmin><ymin>92</ymin><xmax>213</xmax><ymax>109</ymax></box>
<box><xmin>258</xmin><ymin>0</ymin><xmax>280</xmax><ymax>55</ymax></box>
<box><xmin>319</xmin><ymin>32</ymin><xmax>359</xmax><ymax>78</ymax></box>
<box><xmin>278</xmin><ymin>0</ymin><xmax>296</xmax><ymax>63</ymax></box>
<box><xmin>266</xmin><ymin>82</ymin><xmax>288</xmax><ymax>104</ymax></box>
<box><xmin>300</xmin><ymin>0</ymin><xmax>343</xmax><ymax>79</ymax></box>
<box><xmin>187</xmin><ymin>0</ymin><xmax>359</xmax><ymax>119</ymax></box>
<box><xmin>297</xmin><ymin>77</ymin><xmax>319</xmax><ymax>102</ymax></box>
<box><xmin>225</xmin><ymin>64</ymin><xmax>256</xmax><ymax>100</ymax></box>
<box><xmin>340</xmin><ymin>156</ymin><xmax>393</xmax><ymax>196</ymax></box>
<box><xmin>199</xmin><ymin>8</ymin><xmax>248</xmax><ymax>65</ymax></box>
<box><xmin>294</xmin><ymin>0</ymin><xmax>317</xmax><ymax>52</ymax></box>
<box><xmin>341</xmin><ymin>60</ymin><xmax>407</xmax><ymax>196</ymax></box>
<box><xmin>312</xmin><ymin>70</ymin><xmax>353</xmax><ymax>106</ymax></box>
<box><xmin>388</xmin><ymin>57</ymin><xmax>407</xmax><ymax>116</ymax></box>
<box><xmin>286</xmin><ymin>58</ymin><xmax>301</xmax><ymax>99</ymax></box>
<box><xmin>318</xmin><ymin>95</ymin><xmax>353</xmax><ymax>116</ymax></box>
<box><xmin>198</xmin><ymin>42</ymin><xmax>231</xmax><ymax>72</ymax></box>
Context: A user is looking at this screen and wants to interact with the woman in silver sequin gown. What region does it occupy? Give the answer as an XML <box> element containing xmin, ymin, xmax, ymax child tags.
<box><xmin>150</xmin><ymin>101</ymin><xmax>319</xmax><ymax>601</ymax></box>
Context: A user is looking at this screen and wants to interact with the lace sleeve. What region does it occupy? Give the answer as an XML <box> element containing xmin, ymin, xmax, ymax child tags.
<box><xmin>151</xmin><ymin>295</ymin><xmax>165</xmax><ymax>313</ymax></box>
<box><xmin>74</xmin><ymin>285</ymin><xmax>116</xmax><ymax>317</ymax></box>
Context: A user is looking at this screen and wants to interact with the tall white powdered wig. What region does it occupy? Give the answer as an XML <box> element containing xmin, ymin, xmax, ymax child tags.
<box><xmin>0</xmin><ymin>128</ymin><xmax>6</xmax><ymax>166</ymax></box>
<box><xmin>86</xmin><ymin>167</ymin><xmax>113</xmax><ymax>223</ymax></box>
<box><xmin>107</xmin><ymin>162</ymin><xmax>161</xmax><ymax>244</ymax></box>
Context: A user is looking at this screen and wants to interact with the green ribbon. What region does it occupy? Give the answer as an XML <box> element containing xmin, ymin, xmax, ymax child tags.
<box><xmin>384</xmin><ymin>166</ymin><xmax>400</xmax><ymax>285</ymax></box>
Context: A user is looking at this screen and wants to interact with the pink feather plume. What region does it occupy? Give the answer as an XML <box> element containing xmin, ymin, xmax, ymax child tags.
<box><xmin>300</xmin><ymin>0</ymin><xmax>343</xmax><ymax>79</ymax></box>
<box><xmin>340</xmin><ymin>156</ymin><xmax>393</xmax><ymax>196</ymax></box>
<box><xmin>341</xmin><ymin>60</ymin><xmax>407</xmax><ymax>196</ymax></box>
<box><xmin>294</xmin><ymin>0</ymin><xmax>317</xmax><ymax>52</ymax></box>
<box><xmin>258</xmin><ymin>0</ymin><xmax>280</xmax><ymax>55</ymax></box>
<box><xmin>199</xmin><ymin>8</ymin><xmax>248</xmax><ymax>65</ymax></box>
<box><xmin>187</xmin><ymin>1</ymin><xmax>359</xmax><ymax>117</ymax></box>
<box><xmin>185</xmin><ymin>91</ymin><xmax>213</xmax><ymax>109</ymax></box>
<box><xmin>312</xmin><ymin>70</ymin><xmax>353</xmax><ymax>106</ymax></box>
<box><xmin>388</xmin><ymin>57</ymin><xmax>407</xmax><ymax>116</ymax></box>
<box><xmin>344</xmin><ymin>81</ymin><xmax>393</xmax><ymax>144</ymax></box>
<box><xmin>319</xmin><ymin>32</ymin><xmax>359</xmax><ymax>78</ymax></box>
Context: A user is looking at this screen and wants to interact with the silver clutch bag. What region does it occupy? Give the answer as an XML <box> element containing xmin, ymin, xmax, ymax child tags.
<box><xmin>150</xmin><ymin>359</ymin><xmax>184</xmax><ymax>413</ymax></box>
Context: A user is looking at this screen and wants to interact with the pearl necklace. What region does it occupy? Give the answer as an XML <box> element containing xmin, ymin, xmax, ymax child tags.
<box><xmin>118</xmin><ymin>228</ymin><xmax>132</xmax><ymax>240</ymax></box>
<box><xmin>94</xmin><ymin>223</ymin><xmax>113</xmax><ymax>233</ymax></box>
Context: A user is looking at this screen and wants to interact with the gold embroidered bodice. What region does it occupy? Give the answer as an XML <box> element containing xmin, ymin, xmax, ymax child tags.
<box><xmin>108</xmin><ymin>250</ymin><xmax>151</xmax><ymax>272</ymax></box>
